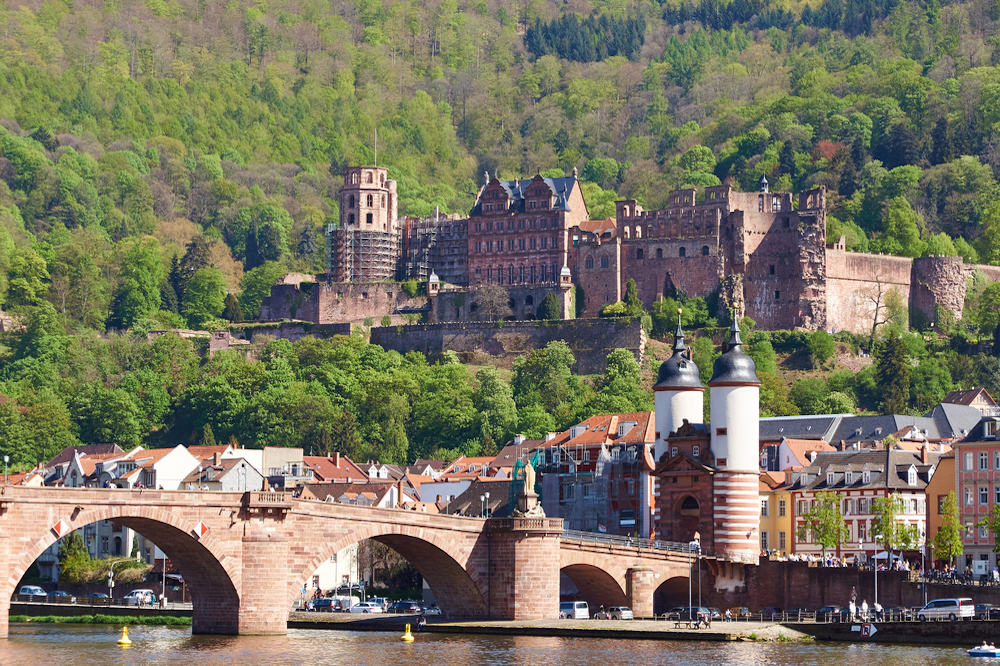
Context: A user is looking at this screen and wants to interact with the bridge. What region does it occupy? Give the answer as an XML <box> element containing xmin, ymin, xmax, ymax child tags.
<box><xmin>0</xmin><ymin>487</ymin><xmax>738</xmax><ymax>636</ymax></box>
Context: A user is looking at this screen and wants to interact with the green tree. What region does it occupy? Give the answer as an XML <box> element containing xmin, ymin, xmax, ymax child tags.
<box><xmin>181</xmin><ymin>267</ymin><xmax>227</xmax><ymax>328</ymax></box>
<box><xmin>57</xmin><ymin>532</ymin><xmax>92</xmax><ymax>584</ymax></box>
<box><xmin>589</xmin><ymin>348</ymin><xmax>652</xmax><ymax>414</ymax></box>
<box><xmin>623</xmin><ymin>278</ymin><xmax>644</xmax><ymax>317</ymax></box>
<box><xmin>535</xmin><ymin>292</ymin><xmax>561</xmax><ymax>320</ymax></box>
<box><xmin>222</xmin><ymin>292</ymin><xmax>244</xmax><ymax>322</ymax></box>
<box><xmin>109</xmin><ymin>238</ymin><xmax>163</xmax><ymax>329</ymax></box>
<box><xmin>807</xmin><ymin>330</ymin><xmax>836</xmax><ymax>368</ymax></box>
<box><xmin>8</xmin><ymin>248</ymin><xmax>50</xmax><ymax>307</ymax></box>
<box><xmin>473</xmin><ymin>366</ymin><xmax>518</xmax><ymax>445</ymax></box>
<box><xmin>870</xmin><ymin>494</ymin><xmax>920</xmax><ymax>554</ymax></box>
<box><xmin>239</xmin><ymin>261</ymin><xmax>285</xmax><ymax>320</ymax></box>
<box><xmin>934</xmin><ymin>491</ymin><xmax>963</xmax><ymax>565</ymax></box>
<box><xmin>796</xmin><ymin>491</ymin><xmax>849</xmax><ymax>557</ymax></box>
<box><xmin>201</xmin><ymin>423</ymin><xmax>216</xmax><ymax>447</ymax></box>
<box><xmin>874</xmin><ymin>333</ymin><xmax>911</xmax><ymax>414</ymax></box>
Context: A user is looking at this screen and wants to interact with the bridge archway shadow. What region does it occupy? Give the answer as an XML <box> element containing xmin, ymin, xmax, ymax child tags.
<box><xmin>653</xmin><ymin>575</ymin><xmax>698</xmax><ymax>615</ymax></box>
<box><xmin>9</xmin><ymin>513</ymin><xmax>240</xmax><ymax>635</ymax></box>
<box><xmin>560</xmin><ymin>564</ymin><xmax>627</xmax><ymax>610</ymax></box>
<box><xmin>295</xmin><ymin>530</ymin><xmax>489</xmax><ymax>619</ymax></box>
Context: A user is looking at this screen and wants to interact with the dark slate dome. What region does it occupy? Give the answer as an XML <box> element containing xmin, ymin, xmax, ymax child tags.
<box><xmin>654</xmin><ymin>317</ymin><xmax>703</xmax><ymax>390</ymax></box>
<box><xmin>709</xmin><ymin>319</ymin><xmax>760</xmax><ymax>386</ymax></box>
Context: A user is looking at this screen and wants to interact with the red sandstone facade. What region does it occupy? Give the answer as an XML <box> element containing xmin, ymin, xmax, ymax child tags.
<box><xmin>467</xmin><ymin>172</ymin><xmax>589</xmax><ymax>288</ymax></box>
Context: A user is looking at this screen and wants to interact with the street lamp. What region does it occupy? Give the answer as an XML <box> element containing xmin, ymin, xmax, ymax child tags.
<box><xmin>485</xmin><ymin>491</ymin><xmax>490</xmax><ymax>518</ymax></box>
<box><xmin>921</xmin><ymin>530</ymin><xmax>927</xmax><ymax>606</ymax></box>
<box><xmin>695</xmin><ymin>538</ymin><xmax>702</xmax><ymax>610</ymax></box>
<box><xmin>874</xmin><ymin>535</ymin><xmax>881</xmax><ymax>612</ymax></box>
<box><xmin>480</xmin><ymin>494</ymin><xmax>485</xmax><ymax>517</ymax></box>
<box><xmin>688</xmin><ymin>540</ymin><xmax>698</xmax><ymax>614</ymax></box>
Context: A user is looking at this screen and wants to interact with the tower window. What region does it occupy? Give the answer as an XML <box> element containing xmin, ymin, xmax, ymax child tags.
<box><xmin>716</xmin><ymin>428</ymin><xmax>727</xmax><ymax>436</ymax></box>
<box><xmin>702</xmin><ymin>246</ymin><xmax>709</xmax><ymax>255</ymax></box>
<box><xmin>367</xmin><ymin>194</ymin><xmax>374</xmax><ymax>207</ymax></box>
<box><xmin>637</xmin><ymin>248</ymin><xmax>644</xmax><ymax>260</ymax></box>
<box><xmin>601</xmin><ymin>256</ymin><xmax>609</xmax><ymax>268</ymax></box>
<box><xmin>770</xmin><ymin>265</ymin><xmax>775</xmax><ymax>275</ymax></box>
<box><xmin>348</xmin><ymin>214</ymin><xmax>355</xmax><ymax>225</ymax></box>
<box><xmin>679</xmin><ymin>247</ymin><xmax>686</xmax><ymax>257</ymax></box>
<box><xmin>349</xmin><ymin>195</ymin><xmax>355</xmax><ymax>208</ymax></box>
<box><xmin>366</xmin><ymin>213</ymin><xmax>373</xmax><ymax>224</ymax></box>
<box><xmin>774</xmin><ymin>290</ymin><xmax>780</xmax><ymax>300</ymax></box>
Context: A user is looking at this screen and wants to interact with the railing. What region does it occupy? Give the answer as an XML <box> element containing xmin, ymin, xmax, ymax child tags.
<box><xmin>11</xmin><ymin>594</ymin><xmax>193</xmax><ymax>610</ymax></box>
<box><xmin>486</xmin><ymin>517</ymin><xmax>563</xmax><ymax>532</ymax></box>
<box><xmin>560</xmin><ymin>530</ymin><xmax>712</xmax><ymax>556</ymax></box>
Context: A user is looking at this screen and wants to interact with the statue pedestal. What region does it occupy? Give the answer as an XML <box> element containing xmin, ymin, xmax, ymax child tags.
<box><xmin>513</xmin><ymin>492</ymin><xmax>544</xmax><ymax>517</ymax></box>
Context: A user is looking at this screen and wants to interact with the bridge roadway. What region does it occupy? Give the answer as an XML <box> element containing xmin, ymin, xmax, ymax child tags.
<box><xmin>0</xmin><ymin>487</ymin><xmax>734</xmax><ymax>636</ymax></box>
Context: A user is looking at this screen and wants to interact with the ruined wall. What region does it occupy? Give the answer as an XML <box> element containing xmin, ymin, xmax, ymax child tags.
<box><xmin>259</xmin><ymin>280</ymin><xmax>427</xmax><ymax>324</ymax></box>
<box><xmin>825</xmin><ymin>250</ymin><xmax>913</xmax><ymax>334</ymax></box>
<box><xmin>573</xmin><ymin>239</ymin><xmax>622</xmax><ymax>317</ymax></box>
<box><xmin>618</xmin><ymin>238</ymin><xmax>721</xmax><ymax>309</ymax></box>
<box><xmin>429</xmin><ymin>284</ymin><xmax>571</xmax><ymax>322</ymax></box>
<box><xmin>370</xmin><ymin>319</ymin><xmax>645</xmax><ymax>375</ymax></box>
<box><xmin>912</xmin><ymin>256</ymin><xmax>967</xmax><ymax>325</ymax></box>
<box><xmin>230</xmin><ymin>322</ymin><xmax>352</xmax><ymax>343</ymax></box>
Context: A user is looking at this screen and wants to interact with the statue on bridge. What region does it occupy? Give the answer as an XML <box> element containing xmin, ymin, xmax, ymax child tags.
<box><xmin>513</xmin><ymin>462</ymin><xmax>545</xmax><ymax>518</ymax></box>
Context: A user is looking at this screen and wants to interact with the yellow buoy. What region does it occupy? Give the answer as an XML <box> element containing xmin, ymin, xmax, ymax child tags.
<box><xmin>117</xmin><ymin>626</ymin><xmax>132</xmax><ymax>646</ymax></box>
<box><xmin>401</xmin><ymin>623</ymin><xmax>414</xmax><ymax>642</ymax></box>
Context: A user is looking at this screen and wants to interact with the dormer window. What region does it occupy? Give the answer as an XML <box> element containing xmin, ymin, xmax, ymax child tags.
<box><xmin>862</xmin><ymin>470</ymin><xmax>871</xmax><ymax>484</ymax></box>
<box><xmin>553</xmin><ymin>450</ymin><xmax>561</xmax><ymax>464</ymax></box>
<box><xmin>826</xmin><ymin>472</ymin><xmax>835</xmax><ymax>485</ymax></box>
<box><xmin>986</xmin><ymin>421</ymin><xmax>997</xmax><ymax>438</ymax></box>
<box><xmin>907</xmin><ymin>467</ymin><xmax>917</xmax><ymax>486</ymax></box>
<box><xmin>845</xmin><ymin>471</ymin><xmax>853</xmax><ymax>485</ymax></box>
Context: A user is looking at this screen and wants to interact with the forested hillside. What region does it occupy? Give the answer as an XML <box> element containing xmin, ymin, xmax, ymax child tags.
<box><xmin>1</xmin><ymin>0</ymin><xmax>1000</xmax><ymax>465</ymax></box>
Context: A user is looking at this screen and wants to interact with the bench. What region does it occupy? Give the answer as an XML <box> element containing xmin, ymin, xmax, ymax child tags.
<box><xmin>673</xmin><ymin>620</ymin><xmax>711</xmax><ymax>629</ymax></box>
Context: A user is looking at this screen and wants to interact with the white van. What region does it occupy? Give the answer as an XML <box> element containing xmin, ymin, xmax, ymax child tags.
<box><xmin>917</xmin><ymin>597</ymin><xmax>974</xmax><ymax>621</ymax></box>
<box><xmin>122</xmin><ymin>589</ymin><xmax>157</xmax><ymax>606</ymax></box>
<box><xmin>19</xmin><ymin>585</ymin><xmax>46</xmax><ymax>597</ymax></box>
<box><xmin>559</xmin><ymin>601</ymin><xmax>589</xmax><ymax>619</ymax></box>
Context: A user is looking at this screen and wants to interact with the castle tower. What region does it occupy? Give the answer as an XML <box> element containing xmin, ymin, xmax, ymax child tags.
<box><xmin>652</xmin><ymin>313</ymin><xmax>704</xmax><ymax>461</ymax></box>
<box><xmin>333</xmin><ymin>166</ymin><xmax>399</xmax><ymax>282</ymax></box>
<box><xmin>708</xmin><ymin>317</ymin><xmax>760</xmax><ymax>563</ymax></box>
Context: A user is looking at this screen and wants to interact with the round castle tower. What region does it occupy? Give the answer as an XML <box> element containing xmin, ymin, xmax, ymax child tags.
<box><xmin>652</xmin><ymin>313</ymin><xmax>704</xmax><ymax>461</ymax></box>
<box><xmin>708</xmin><ymin>317</ymin><xmax>761</xmax><ymax>564</ymax></box>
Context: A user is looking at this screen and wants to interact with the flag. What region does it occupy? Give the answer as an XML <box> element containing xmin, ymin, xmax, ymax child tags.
<box><xmin>598</xmin><ymin>524</ymin><xmax>607</xmax><ymax>533</ymax></box>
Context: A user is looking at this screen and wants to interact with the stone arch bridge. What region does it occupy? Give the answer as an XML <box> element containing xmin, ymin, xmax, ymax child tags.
<box><xmin>0</xmin><ymin>487</ymin><xmax>746</xmax><ymax>636</ymax></box>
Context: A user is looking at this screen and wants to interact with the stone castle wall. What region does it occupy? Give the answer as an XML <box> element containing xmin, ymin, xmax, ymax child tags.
<box><xmin>429</xmin><ymin>284</ymin><xmax>571</xmax><ymax>323</ymax></box>
<box><xmin>825</xmin><ymin>250</ymin><xmax>913</xmax><ymax>334</ymax></box>
<box><xmin>259</xmin><ymin>279</ymin><xmax>427</xmax><ymax>324</ymax></box>
<box><xmin>370</xmin><ymin>319</ymin><xmax>645</xmax><ymax>375</ymax></box>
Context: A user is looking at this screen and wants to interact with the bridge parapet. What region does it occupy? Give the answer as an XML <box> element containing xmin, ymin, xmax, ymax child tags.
<box><xmin>485</xmin><ymin>517</ymin><xmax>563</xmax><ymax>534</ymax></box>
<box><xmin>243</xmin><ymin>491</ymin><xmax>292</xmax><ymax>517</ymax></box>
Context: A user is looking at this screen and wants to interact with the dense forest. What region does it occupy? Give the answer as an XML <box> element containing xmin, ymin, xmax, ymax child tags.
<box><xmin>1</xmin><ymin>0</ymin><xmax>1000</xmax><ymax>466</ymax></box>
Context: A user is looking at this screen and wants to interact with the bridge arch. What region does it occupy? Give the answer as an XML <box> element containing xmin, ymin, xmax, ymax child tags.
<box><xmin>560</xmin><ymin>563</ymin><xmax>627</xmax><ymax>609</ymax></box>
<box><xmin>291</xmin><ymin>520</ymin><xmax>489</xmax><ymax>619</ymax></box>
<box><xmin>6</xmin><ymin>502</ymin><xmax>241</xmax><ymax>634</ymax></box>
<box><xmin>654</xmin><ymin>574</ymin><xmax>698</xmax><ymax>615</ymax></box>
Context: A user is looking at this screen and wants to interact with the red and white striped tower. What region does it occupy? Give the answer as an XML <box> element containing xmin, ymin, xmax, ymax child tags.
<box><xmin>708</xmin><ymin>317</ymin><xmax>761</xmax><ymax>564</ymax></box>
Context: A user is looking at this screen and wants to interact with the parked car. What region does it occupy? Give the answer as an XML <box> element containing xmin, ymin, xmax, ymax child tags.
<box><xmin>122</xmin><ymin>589</ymin><xmax>157</xmax><ymax>606</ymax></box>
<box><xmin>369</xmin><ymin>597</ymin><xmax>390</xmax><ymax>610</ymax></box>
<box><xmin>760</xmin><ymin>607</ymin><xmax>783</xmax><ymax>618</ymax></box>
<box><xmin>816</xmin><ymin>605</ymin><xmax>848</xmax><ymax>622</ymax></box>
<box><xmin>85</xmin><ymin>592</ymin><xmax>109</xmax><ymax>599</ymax></box>
<box><xmin>594</xmin><ymin>606</ymin><xmax>633</xmax><ymax>620</ymax></box>
<box><xmin>884</xmin><ymin>606</ymin><xmax>913</xmax><ymax>621</ymax></box>
<box><xmin>706</xmin><ymin>608</ymin><xmax>722</xmax><ymax>621</ymax></box>
<box><xmin>917</xmin><ymin>597</ymin><xmax>974</xmax><ymax>621</ymax></box>
<box><xmin>728</xmin><ymin>607</ymin><xmax>751</xmax><ymax>619</ymax></box>
<box><xmin>349</xmin><ymin>601</ymin><xmax>384</xmax><ymax>614</ymax></box>
<box><xmin>559</xmin><ymin>601</ymin><xmax>590</xmax><ymax>619</ymax></box>
<box><xmin>312</xmin><ymin>598</ymin><xmax>338</xmax><ymax>612</ymax></box>
<box><xmin>665</xmin><ymin>606</ymin><xmax>712</xmax><ymax>621</ymax></box>
<box><xmin>47</xmin><ymin>591</ymin><xmax>75</xmax><ymax>603</ymax></box>
<box><xmin>422</xmin><ymin>606</ymin><xmax>442</xmax><ymax>615</ymax></box>
<box><xmin>976</xmin><ymin>603</ymin><xmax>1000</xmax><ymax>620</ymax></box>
<box><xmin>388</xmin><ymin>600</ymin><xmax>423</xmax><ymax>613</ymax></box>
<box><xmin>18</xmin><ymin>585</ymin><xmax>46</xmax><ymax>597</ymax></box>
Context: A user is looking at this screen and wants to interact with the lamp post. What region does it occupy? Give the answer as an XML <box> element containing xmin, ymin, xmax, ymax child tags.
<box><xmin>485</xmin><ymin>491</ymin><xmax>490</xmax><ymax>518</ymax></box>
<box><xmin>695</xmin><ymin>538</ymin><xmax>702</xmax><ymax>610</ymax></box>
<box><xmin>480</xmin><ymin>494</ymin><xmax>485</xmax><ymax>517</ymax></box>
<box><xmin>688</xmin><ymin>540</ymin><xmax>698</xmax><ymax>615</ymax></box>
<box><xmin>921</xmin><ymin>530</ymin><xmax>927</xmax><ymax>606</ymax></box>
<box><xmin>3</xmin><ymin>455</ymin><xmax>7</xmax><ymax>485</ymax></box>
<box><xmin>874</xmin><ymin>535</ymin><xmax>880</xmax><ymax>611</ymax></box>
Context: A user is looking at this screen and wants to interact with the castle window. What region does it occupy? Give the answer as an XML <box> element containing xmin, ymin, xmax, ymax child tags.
<box><xmin>382</xmin><ymin>195</ymin><xmax>386</xmax><ymax>207</ymax></box>
<box><xmin>541</xmin><ymin>238</ymin><xmax>548</xmax><ymax>249</ymax></box>
<box><xmin>487</xmin><ymin>241</ymin><xmax>493</xmax><ymax>252</ymax></box>
<box><xmin>637</xmin><ymin>249</ymin><xmax>644</xmax><ymax>260</ymax></box>
<box><xmin>693</xmin><ymin>445</ymin><xmax>700</xmax><ymax>457</ymax></box>
<box><xmin>519</xmin><ymin>220</ymin><xmax>525</xmax><ymax>229</ymax></box>
<box><xmin>636</xmin><ymin>226</ymin><xmax>642</xmax><ymax>239</ymax></box>
<box><xmin>656</xmin><ymin>248</ymin><xmax>663</xmax><ymax>259</ymax></box>
<box><xmin>773</xmin><ymin>195</ymin><xmax>781</xmax><ymax>212</ymax></box>
<box><xmin>758</xmin><ymin>195</ymin><xmax>764</xmax><ymax>212</ymax></box>
<box><xmin>601</xmin><ymin>256</ymin><xmax>609</xmax><ymax>268</ymax></box>
<box><xmin>366</xmin><ymin>213</ymin><xmax>373</xmax><ymax>225</ymax></box>
<box><xmin>710</xmin><ymin>191</ymin><xmax>716</xmax><ymax>200</ymax></box>
<box><xmin>529</xmin><ymin>265</ymin><xmax>536</xmax><ymax>283</ymax></box>
<box><xmin>348</xmin><ymin>214</ymin><xmax>355</xmax><ymax>225</ymax></box>
<box><xmin>770</xmin><ymin>265</ymin><xmax>775</xmax><ymax>275</ymax></box>
<box><xmin>623</xmin><ymin>227</ymin><xmax>630</xmax><ymax>239</ymax></box>
<box><xmin>351</xmin><ymin>172</ymin><xmax>358</xmax><ymax>184</ymax></box>
<box><xmin>367</xmin><ymin>194</ymin><xmax>374</xmax><ymax>207</ymax></box>
<box><xmin>774</xmin><ymin>290</ymin><xmax>780</xmax><ymax>300</ymax></box>
<box><xmin>381</xmin><ymin>174</ymin><xmax>385</xmax><ymax>185</ymax></box>
<box><xmin>586</xmin><ymin>257</ymin><xmax>594</xmax><ymax>269</ymax></box>
<box><xmin>518</xmin><ymin>239</ymin><xmax>525</xmax><ymax>250</ymax></box>
<box><xmin>716</xmin><ymin>428</ymin><xmax>727</xmax><ymax>435</ymax></box>
<box><xmin>541</xmin><ymin>264</ymin><xmax>548</xmax><ymax>281</ymax></box>
<box><xmin>702</xmin><ymin>246</ymin><xmax>709</xmax><ymax>256</ymax></box>
<box><xmin>679</xmin><ymin>247</ymin><xmax>686</xmax><ymax>257</ymax></box>
<box><xmin>526</xmin><ymin>294</ymin><xmax>534</xmax><ymax>305</ymax></box>
<box><xmin>366</xmin><ymin>172</ymin><xmax>373</xmax><ymax>184</ymax></box>
<box><xmin>783</xmin><ymin>217</ymin><xmax>790</xmax><ymax>228</ymax></box>
<box><xmin>508</xmin><ymin>266</ymin><xmax>514</xmax><ymax>283</ymax></box>
<box><xmin>623</xmin><ymin>206</ymin><xmax>630</xmax><ymax>217</ymax></box>
<box><xmin>349</xmin><ymin>195</ymin><xmax>355</xmax><ymax>208</ymax></box>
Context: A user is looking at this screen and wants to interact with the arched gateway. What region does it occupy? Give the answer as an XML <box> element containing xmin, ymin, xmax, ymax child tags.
<box><xmin>0</xmin><ymin>488</ymin><xmax>563</xmax><ymax>636</ymax></box>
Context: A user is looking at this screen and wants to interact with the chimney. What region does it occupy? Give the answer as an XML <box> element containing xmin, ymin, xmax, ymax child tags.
<box><xmin>333</xmin><ymin>452</ymin><xmax>340</xmax><ymax>467</ymax></box>
<box><xmin>514</xmin><ymin>434</ymin><xmax>526</xmax><ymax>445</ymax></box>
<box><xmin>921</xmin><ymin>444</ymin><xmax>929</xmax><ymax>465</ymax></box>
<box><xmin>213</xmin><ymin>452</ymin><xmax>222</xmax><ymax>466</ymax></box>
<box><xmin>544</xmin><ymin>432</ymin><xmax>557</xmax><ymax>442</ymax></box>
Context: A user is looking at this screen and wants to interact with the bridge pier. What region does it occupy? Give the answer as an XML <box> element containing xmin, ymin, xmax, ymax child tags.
<box><xmin>235</xmin><ymin>529</ymin><xmax>289</xmax><ymax>635</ymax></box>
<box><xmin>486</xmin><ymin>517</ymin><xmax>563</xmax><ymax>620</ymax></box>
<box><xmin>0</xmin><ymin>533</ymin><xmax>9</xmax><ymax>638</ymax></box>
<box><xmin>627</xmin><ymin>566</ymin><xmax>655</xmax><ymax>618</ymax></box>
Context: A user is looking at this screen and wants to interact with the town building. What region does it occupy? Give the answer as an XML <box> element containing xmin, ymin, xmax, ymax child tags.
<box><xmin>944</xmin><ymin>389</ymin><xmax>1000</xmax><ymax>417</ymax></box>
<box><xmin>954</xmin><ymin>416</ymin><xmax>1000</xmax><ymax>572</ymax></box>
<box><xmin>925</xmin><ymin>450</ymin><xmax>956</xmax><ymax>568</ymax></box>
<box><xmin>789</xmin><ymin>448</ymin><xmax>938</xmax><ymax>561</ymax></box>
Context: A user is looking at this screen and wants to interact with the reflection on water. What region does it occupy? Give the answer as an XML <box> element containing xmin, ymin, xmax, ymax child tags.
<box><xmin>2</xmin><ymin>624</ymin><xmax>977</xmax><ymax>666</ymax></box>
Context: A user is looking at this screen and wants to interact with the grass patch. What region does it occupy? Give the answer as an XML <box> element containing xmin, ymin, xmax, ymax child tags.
<box><xmin>9</xmin><ymin>614</ymin><xmax>191</xmax><ymax>626</ymax></box>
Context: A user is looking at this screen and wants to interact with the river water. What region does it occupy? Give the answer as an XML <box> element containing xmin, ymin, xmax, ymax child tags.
<box><xmin>1</xmin><ymin>624</ymin><xmax>978</xmax><ymax>665</ymax></box>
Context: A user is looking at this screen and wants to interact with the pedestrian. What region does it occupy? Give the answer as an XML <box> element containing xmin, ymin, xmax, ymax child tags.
<box><xmin>873</xmin><ymin>601</ymin><xmax>883</xmax><ymax>622</ymax></box>
<box><xmin>725</xmin><ymin>609</ymin><xmax>732</xmax><ymax>622</ymax></box>
<box><xmin>416</xmin><ymin>614</ymin><xmax>427</xmax><ymax>631</ymax></box>
<box><xmin>861</xmin><ymin>599</ymin><xmax>869</xmax><ymax>621</ymax></box>
<box><xmin>849</xmin><ymin>600</ymin><xmax>856</xmax><ymax>621</ymax></box>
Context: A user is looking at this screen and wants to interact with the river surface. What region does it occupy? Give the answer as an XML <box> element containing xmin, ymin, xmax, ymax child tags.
<box><xmin>1</xmin><ymin>624</ymin><xmax>979</xmax><ymax>665</ymax></box>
